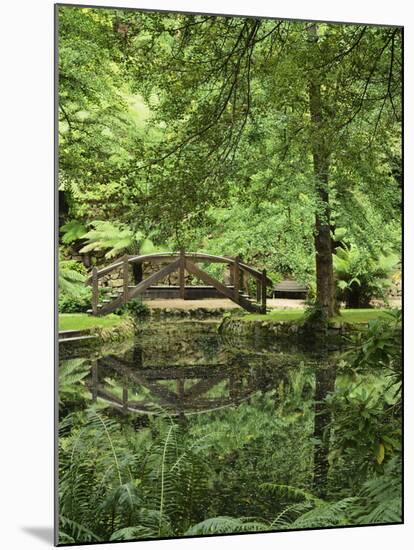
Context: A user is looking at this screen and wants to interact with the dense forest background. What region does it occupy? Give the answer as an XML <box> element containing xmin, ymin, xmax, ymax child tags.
<box><xmin>58</xmin><ymin>7</ymin><xmax>402</xmax><ymax>316</ymax></box>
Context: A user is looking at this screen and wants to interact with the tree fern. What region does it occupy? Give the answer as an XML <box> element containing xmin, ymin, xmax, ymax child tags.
<box><xmin>333</xmin><ymin>243</ymin><xmax>399</xmax><ymax>306</ymax></box>
<box><xmin>79</xmin><ymin>220</ymin><xmax>159</xmax><ymax>258</ymax></box>
<box><xmin>60</xmin><ymin>219</ymin><xmax>88</xmax><ymax>244</ymax></box>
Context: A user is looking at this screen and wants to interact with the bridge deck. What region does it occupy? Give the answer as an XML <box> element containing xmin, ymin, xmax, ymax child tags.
<box><xmin>142</xmin><ymin>298</ymin><xmax>305</xmax><ymax>310</ymax></box>
<box><xmin>135</xmin><ymin>284</ymin><xmax>235</xmax><ymax>300</ymax></box>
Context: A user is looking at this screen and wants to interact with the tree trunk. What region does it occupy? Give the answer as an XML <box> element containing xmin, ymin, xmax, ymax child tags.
<box><xmin>312</xmin><ymin>165</ymin><xmax>336</xmax><ymax>318</ymax></box>
<box><xmin>308</xmin><ymin>25</ymin><xmax>337</xmax><ymax>318</ymax></box>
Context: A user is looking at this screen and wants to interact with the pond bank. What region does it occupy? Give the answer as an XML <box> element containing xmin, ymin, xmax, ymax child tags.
<box><xmin>59</xmin><ymin>313</ymin><xmax>136</xmax><ymax>356</ymax></box>
<box><xmin>218</xmin><ymin>308</ymin><xmax>396</xmax><ymax>342</ymax></box>
<box><xmin>218</xmin><ymin>316</ymin><xmax>355</xmax><ymax>341</ymax></box>
<box><xmin>58</xmin><ymin>307</ymin><xmax>396</xmax><ymax>353</ymax></box>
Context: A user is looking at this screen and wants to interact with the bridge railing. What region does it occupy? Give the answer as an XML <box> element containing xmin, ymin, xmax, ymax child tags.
<box><xmin>86</xmin><ymin>251</ymin><xmax>271</xmax><ymax>315</ymax></box>
<box><xmin>86</xmin><ymin>252</ymin><xmax>272</xmax><ymax>284</ymax></box>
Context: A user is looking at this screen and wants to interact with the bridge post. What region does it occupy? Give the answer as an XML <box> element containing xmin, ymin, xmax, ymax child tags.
<box><xmin>261</xmin><ymin>268</ymin><xmax>267</xmax><ymax>313</ymax></box>
<box><xmin>239</xmin><ymin>256</ymin><xmax>245</xmax><ymax>294</ymax></box>
<box><xmin>256</xmin><ymin>280</ymin><xmax>262</xmax><ymax>303</ymax></box>
<box><xmin>228</xmin><ymin>257</ymin><xmax>235</xmax><ymax>286</ymax></box>
<box><xmin>234</xmin><ymin>256</ymin><xmax>240</xmax><ymax>302</ymax></box>
<box><xmin>92</xmin><ymin>266</ymin><xmax>98</xmax><ymax>316</ymax></box>
<box><xmin>179</xmin><ymin>248</ymin><xmax>186</xmax><ymax>299</ymax></box>
<box><xmin>122</xmin><ymin>254</ymin><xmax>129</xmax><ymax>304</ymax></box>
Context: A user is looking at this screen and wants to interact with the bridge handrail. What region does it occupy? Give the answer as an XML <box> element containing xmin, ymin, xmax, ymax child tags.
<box><xmin>85</xmin><ymin>251</ymin><xmax>272</xmax><ymax>285</ymax></box>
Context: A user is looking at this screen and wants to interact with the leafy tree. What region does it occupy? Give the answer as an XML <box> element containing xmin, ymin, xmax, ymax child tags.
<box><xmin>58</xmin><ymin>7</ymin><xmax>152</xmax><ymax>221</ymax></box>
<box><xmin>119</xmin><ymin>13</ymin><xmax>401</xmax><ymax>317</ymax></box>
<box><xmin>58</xmin><ymin>7</ymin><xmax>401</xmax><ymax>316</ymax></box>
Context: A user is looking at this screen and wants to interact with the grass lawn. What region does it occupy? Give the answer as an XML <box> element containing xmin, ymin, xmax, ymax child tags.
<box><xmin>59</xmin><ymin>313</ymin><xmax>125</xmax><ymax>331</ymax></box>
<box><xmin>242</xmin><ymin>308</ymin><xmax>397</xmax><ymax>324</ymax></box>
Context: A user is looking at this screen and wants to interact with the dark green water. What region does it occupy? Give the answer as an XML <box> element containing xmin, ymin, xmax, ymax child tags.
<box><xmin>62</xmin><ymin>320</ymin><xmax>338</xmax><ymax>421</ymax></box>
<box><xmin>58</xmin><ymin>320</ymin><xmax>398</xmax><ymax>543</ymax></box>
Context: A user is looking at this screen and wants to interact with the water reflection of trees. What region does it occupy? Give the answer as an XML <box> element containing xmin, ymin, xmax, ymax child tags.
<box><xmin>58</xmin><ymin>318</ymin><xmax>402</xmax><ymax>540</ymax></box>
<box><xmin>312</xmin><ymin>362</ymin><xmax>337</xmax><ymax>497</ymax></box>
<box><xmin>87</xmin><ymin>348</ymin><xmax>339</xmax><ymax>498</ymax></box>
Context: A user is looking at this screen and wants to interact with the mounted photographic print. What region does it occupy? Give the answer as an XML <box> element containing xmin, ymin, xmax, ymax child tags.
<box><xmin>55</xmin><ymin>3</ymin><xmax>403</xmax><ymax>546</ymax></box>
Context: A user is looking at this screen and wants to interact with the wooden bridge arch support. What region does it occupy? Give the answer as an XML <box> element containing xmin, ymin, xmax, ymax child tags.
<box><xmin>85</xmin><ymin>251</ymin><xmax>271</xmax><ymax>315</ymax></box>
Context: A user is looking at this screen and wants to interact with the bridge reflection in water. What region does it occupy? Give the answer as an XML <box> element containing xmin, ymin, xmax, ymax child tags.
<box><xmin>87</xmin><ymin>348</ymin><xmax>284</xmax><ymax>416</ymax></box>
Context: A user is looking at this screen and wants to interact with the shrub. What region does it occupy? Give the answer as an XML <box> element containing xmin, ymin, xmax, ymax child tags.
<box><xmin>59</xmin><ymin>293</ymin><xmax>91</xmax><ymax>313</ymax></box>
<box><xmin>115</xmin><ymin>299</ymin><xmax>150</xmax><ymax>318</ymax></box>
<box><xmin>59</xmin><ymin>256</ymin><xmax>91</xmax><ymax>313</ymax></box>
<box><xmin>333</xmin><ymin>244</ymin><xmax>399</xmax><ymax>308</ymax></box>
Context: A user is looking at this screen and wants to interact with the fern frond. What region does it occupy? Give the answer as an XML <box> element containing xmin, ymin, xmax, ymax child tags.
<box><xmin>260</xmin><ymin>483</ymin><xmax>322</xmax><ymax>504</ymax></box>
<box><xmin>59</xmin><ymin>264</ymin><xmax>87</xmax><ymax>298</ymax></box>
<box><xmin>60</xmin><ymin>219</ymin><xmax>88</xmax><ymax>244</ymax></box>
<box><xmin>59</xmin><ymin>359</ymin><xmax>89</xmax><ymax>404</ymax></box>
<box><xmin>351</xmin><ymin>458</ymin><xmax>402</xmax><ymax>524</ymax></box>
<box><xmin>79</xmin><ymin>220</ymin><xmax>137</xmax><ymax>258</ymax></box>
<box><xmin>185</xmin><ymin>516</ymin><xmax>269</xmax><ymax>536</ymax></box>
<box><xmin>110</xmin><ymin>525</ymin><xmax>157</xmax><ymax>541</ymax></box>
<box><xmin>59</xmin><ymin>516</ymin><xmax>100</xmax><ymax>543</ymax></box>
<box><xmin>289</xmin><ymin>497</ymin><xmax>357</xmax><ymax>528</ymax></box>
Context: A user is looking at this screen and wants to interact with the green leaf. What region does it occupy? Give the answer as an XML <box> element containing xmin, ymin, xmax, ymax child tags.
<box><xmin>61</xmin><ymin>220</ymin><xmax>88</xmax><ymax>244</ymax></box>
<box><xmin>333</xmin><ymin>227</ymin><xmax>347</xmax><ymax>241</ymax></box>
<box><xmin>376</xmin><ymin>443</ymin><xmax>385</xmax><ymax>464</ymax></box>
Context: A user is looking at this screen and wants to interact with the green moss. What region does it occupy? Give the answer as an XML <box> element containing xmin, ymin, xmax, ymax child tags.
<box><xmin>242</xmin><ymin>310</ymin><xmax>304</xmax><ymax>323</ymax></box>
<box><xmin>241</xmin><ymin>308</ymin><xmax>395</xmax><ymax>324</ymax></box>
<box><xmin>59</xmin><ymin>313</ymin><xmax>127</xmax><ymax>331</ymax></box>
<box><xmin>333</xmin><ymin>309</ymin><xmax>390</xmax><ymax>323</ymax></box>
<box><xmin>332</xmin><ymin>309</ymin><xmax>395</xmax><ymax>324</ymax></box>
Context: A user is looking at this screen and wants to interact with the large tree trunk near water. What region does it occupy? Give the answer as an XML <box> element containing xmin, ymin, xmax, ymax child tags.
<box><xmin>312</xmin><ymin>159</ymin><xmax>336</xmax><ymax>318</ymax></box>
<box><xmin>308</xmin><ymin>25</ymin><xmax>337</xmax><ymax>318</ymax></box>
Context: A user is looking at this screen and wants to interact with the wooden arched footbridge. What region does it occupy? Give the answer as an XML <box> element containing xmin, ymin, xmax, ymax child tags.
<box><xmin>86</xmin><ymin>251</ymin><xmax>271</xmax><ymax>315</ymax></box>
